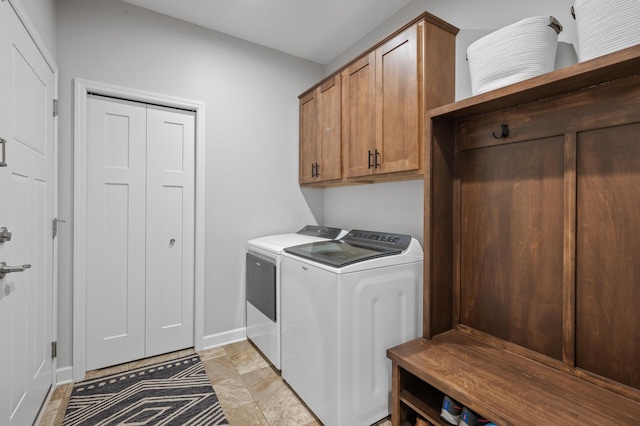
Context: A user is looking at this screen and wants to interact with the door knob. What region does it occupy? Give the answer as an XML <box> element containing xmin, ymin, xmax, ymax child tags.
<box><xmin>0</xmin><ymin>262</ymin><xmax>31</xmax><ymax>279</ymax></box>
<box><xmin>0</xmin><ymin>227</ymin><xmax>11</xmax><ymax>243</ymax></box>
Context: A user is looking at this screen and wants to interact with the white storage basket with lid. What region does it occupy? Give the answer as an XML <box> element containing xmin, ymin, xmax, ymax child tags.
<box><xmin>467</xmin><ymin>16</ymin><xmax>562</xmax><ymax>96</ymax></box>
<box><xmin>572</xmin><ymin>0</ymin><xmax>640</xmax><ymax>62</ymax></box>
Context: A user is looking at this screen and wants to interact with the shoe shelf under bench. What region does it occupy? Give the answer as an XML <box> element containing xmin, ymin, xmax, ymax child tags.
<box><xmin>387</xmin><ymin>331</ymin><xmax>640</xmax><ymax>425</ymax></box>
<box><xmin>396</xmin><ymin>373</ymin><xmax>449</xmax><ymax>426</ymax></box>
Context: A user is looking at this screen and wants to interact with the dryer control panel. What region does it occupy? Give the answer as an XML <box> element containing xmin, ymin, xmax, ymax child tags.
<box><xmin>343</xmin><ymin>230</ymin><xmax>411</xmax><ymax>251</ymax></box>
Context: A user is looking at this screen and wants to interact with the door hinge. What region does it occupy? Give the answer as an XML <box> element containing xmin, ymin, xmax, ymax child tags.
<box><xmin>51</xmin><ymin>341</ymin><xmax>57</xmax><ymax>359</ymax></box>
<box><xmin>52</xmin><ymin>217</ymin><xmax>66</xmax><ymax>238</ymax></box>
<box><xmin>53</xmin><ymin>99</ymin><xmax>59</xmax><ymax>117</ymax></box>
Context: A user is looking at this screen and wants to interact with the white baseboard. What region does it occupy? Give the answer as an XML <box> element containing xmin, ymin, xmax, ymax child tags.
<box><xmin>55</xmin><ymin>329</ymin><xmax>246</xmax><ymax>386</ymax></box>
<box><xmin>56</xmin><ymin>366</ymin><xmax>74</xmax><ymax>385</ymax></box>
<box><xmin>202</xmin><ymin>327</ymin><xmax>246</xmax><ymax>350</ymax></box>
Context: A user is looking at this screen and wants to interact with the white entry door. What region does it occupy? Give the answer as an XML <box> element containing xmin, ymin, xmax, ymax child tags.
<box><xmin>0</xmin><ymin>1</ymin><xmax>55</xmax><ymax>425</ymax></box>
<box><xmin>85</xmin><ymin>95</ymin><xmax>195</xmax><ymax>371</ymax></box>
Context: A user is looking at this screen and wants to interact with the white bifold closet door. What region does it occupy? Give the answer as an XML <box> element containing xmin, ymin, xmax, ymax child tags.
<box><xmin>86</xmin><ymin>95</ymin><xmax>195</xmax><ymax>371</ymax></box>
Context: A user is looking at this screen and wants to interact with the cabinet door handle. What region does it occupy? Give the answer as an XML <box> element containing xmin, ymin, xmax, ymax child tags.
<box><xmin>311</xmin><ymin>163</ymin><xmax>316</xmax><ymax>177</ymax></box>
<box><xmin>375</xmin><ymin>149</ymin><xmax>380</xmax><ymax>168</ymax></box>
<box><xmin>368</xmin><ymin>150</ymin><xmax>373</xmax><ymax>169</ymax></box>
<box><xmin>315</xmin><ymin>163</ymin><xmax>319</xmax><ymax>177</ymax></box>
<box><xmin>0</xmin><ymin>137</ymin><xmax>7</xmax><ymax>167</ymax></box>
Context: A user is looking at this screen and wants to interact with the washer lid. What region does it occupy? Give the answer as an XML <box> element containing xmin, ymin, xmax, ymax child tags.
<box><xmin>284</xmin><ymin>230</ymin><xmax>412</xmax><ymax>268</ymax></box>
<box><xmin>247</xmin><ymin>225</ymin><xmax>346</xmax><ymax>254</ymax></box>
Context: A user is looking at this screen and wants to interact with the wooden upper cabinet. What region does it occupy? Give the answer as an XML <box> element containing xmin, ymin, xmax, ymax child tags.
<box><xmin>342</xmin><ymin>52</ymin><xmax>376</xmax><ymax>178</ymax></box>
<box><xmin>377</xmin><ymin>24</ymin><xmax>420</xmax><ymax>175</ymax></box>
<box><xmin>318</xmin><ymin>77</ymin><xmax>342</xmax><ymax>182</ymax></box>
<box><xmin>299</xmin><ymin>90</ymin><xmax>318</xmax><ymax>184</ymax></box>
<box><xmin>343</xmin><ymin>24</ymin><xmax>420</xmax><ymax>178</ymax></box>
<box><xmin>299</xmin><ymin>12</ymin><xmax>458</xmax><ymax>186</ymax></box>
<box><xmin>299</xmin><ymin>75</ymin><xmax>342</xmax><ymax>184</ymax></box>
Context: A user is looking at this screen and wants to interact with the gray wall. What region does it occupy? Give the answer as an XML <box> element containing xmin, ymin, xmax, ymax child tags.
<box><xmin>55</xmin><ymin>0</ymin><xmax>325</xmax><ymax>368</ymax></box>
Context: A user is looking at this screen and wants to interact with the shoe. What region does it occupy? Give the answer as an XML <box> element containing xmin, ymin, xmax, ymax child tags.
<box><xmin>458</xmin><ymin>407</ymin><xmax>494</xmax><ymax>426</ymax></box>
<box><xmin>440</xmin><ymin>395</ymin><xmax>463</xmax><ymax>425</ymax></box>
<box><xmin>415</xmin><ymin>417</ymin><xmax>430</xmax><ymax>426</ymax></box>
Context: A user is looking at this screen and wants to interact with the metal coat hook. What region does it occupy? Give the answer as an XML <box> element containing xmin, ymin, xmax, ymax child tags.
<box><xmin>492</xmin><ymin>124</ymin><xmax>509</xmax><ymax>139</ymax></box>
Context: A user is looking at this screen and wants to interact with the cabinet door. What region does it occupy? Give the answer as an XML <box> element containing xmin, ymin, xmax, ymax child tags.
<box><xmin>342</xmin><ymin>52</ymin><xmax>376</xmax><ymax>178</ymax></box>
<box><xmin>299</xmin><ymin>90</ymin><xmax>318</xmax><ymax>184</ymax></box>
<box><xmin>376</xmin><ymin>24</ymin><xmax>420</xmax><ymax>174</ymax></box>
<box><xmin>317</xmin><ymin>76</ymin><xmax>342</xmax><ymax>182</ymax></box>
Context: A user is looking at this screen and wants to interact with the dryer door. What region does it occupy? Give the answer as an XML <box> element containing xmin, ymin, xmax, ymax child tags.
<box><xmin>246</xmin><ymin>252</ymin><xmax>276</xmax><ymax>321</ymax></box>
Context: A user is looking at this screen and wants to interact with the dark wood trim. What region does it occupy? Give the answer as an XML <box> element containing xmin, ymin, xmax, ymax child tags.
<box><xmin>343</xmin><ymin>11</ymin><xmax>459</xmax><ymax>76</ymax></box>
<box><xmin>430</xmin><ymin>44</ymin><xmax>640</xmax><ymax>121</ymax></box>
<box><xmin>389</xmin><ymin>333</ymin><xmax>640</xmax><ymax>425</ymax></box>
<box><xmin>396</xmin><ymin>44</ymin><xmax>640</xmax><ymax>426</ymax></box>
<box><xmin>563</xmin><ymin>133</ymin><xmax>577</xmax><ymax>368</ymax></box>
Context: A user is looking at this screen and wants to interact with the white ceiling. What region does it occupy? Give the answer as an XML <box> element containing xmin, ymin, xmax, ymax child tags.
<box><xmin>121</xmin><ymin>0</ymin><xmax>413</xmax><ymax>64</ymax></box>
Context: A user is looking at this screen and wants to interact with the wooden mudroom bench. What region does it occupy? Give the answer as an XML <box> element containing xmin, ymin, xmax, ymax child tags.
<box><xmin>387</xmin><ymin>331</ymin><xmax>640</xmax><ymax>425</ymax></box>
<box><xmin>389</xmin><ymin>44</ymin><xmax>640</xmax><ymax>426</ymax></box>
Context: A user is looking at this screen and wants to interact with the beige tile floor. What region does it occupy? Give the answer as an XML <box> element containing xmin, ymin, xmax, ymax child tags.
<box><xmin>37</xmin><ymin>340</ymin><xmax>392</xmax><ymax>426</ymax></box>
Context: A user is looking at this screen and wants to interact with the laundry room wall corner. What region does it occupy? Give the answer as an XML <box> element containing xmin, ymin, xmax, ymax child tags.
<box><xmin>55</xmin><ymin>0</ymin><xmax>324</xmax><ymax>370</ymax></box>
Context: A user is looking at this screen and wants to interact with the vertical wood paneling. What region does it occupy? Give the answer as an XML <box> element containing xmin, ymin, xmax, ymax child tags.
<box><xmin>563</xmin><ymin>134</ymin><xmax>577</xmax><ymax>368</ymax></box>
<box><xmin>576</xmin><ymin>123</ymin><xmax>640</xmax><ymax>390</ymax></box>
<box><xmin>426</xmin><ymin>119</ymin><xmax>455</xmax><ymax>338</ymax></box>
<box><xmin>460</xmin><ymin>137</ymin><xmax>565</xmax><ymax>359</ymax></box>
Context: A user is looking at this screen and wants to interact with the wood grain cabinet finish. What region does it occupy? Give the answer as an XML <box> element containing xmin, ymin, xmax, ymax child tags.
<box><xmin>299</xmin><ymin>12</ymin><xmax>458</xmax><ymax>186</ymax></box>
<box><xmin>299</xmin><ymin>75</ymin><xmax>342</xmax><ymax>184</ymax></box>
<box><xmin>342</xmin><ymin>24</ymin><xmax>420</xmax><ymax>178</ymax></box>
<box><xmin>460</xmin><ymin>136</ymin><xmax>565</xmax><ymax>360</ymax></box>
<box><xmin>389</xmin><ymin>46</ymin><xmax>640</xmax><ymax>426</ymax></box>
<box><xmin>576</xmin><ymin>124</ymin><xmax>640</xmax><ymax>390</ymax></box>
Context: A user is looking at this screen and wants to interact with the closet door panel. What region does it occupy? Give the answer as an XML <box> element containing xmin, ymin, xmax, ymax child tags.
<box><xmin>86</xmin><ymin>96</ymin><xmax>147</xmax><ymax>370</ymax></box>
<box><xmin>145</xmin><ymin>105</ymin><xmax>195</xmax><ymax>356</ymax></box>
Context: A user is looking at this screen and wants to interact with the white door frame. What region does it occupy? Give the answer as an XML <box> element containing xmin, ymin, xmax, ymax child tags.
<box><xmin>7</xmin><ymin>0</ymin><xmax>59</xmax><ymax>388</ymax></box>
<box><xmin>72</xmin><ymin>79</ymin><xmax>206</xmax><ymax>380</ymax></box>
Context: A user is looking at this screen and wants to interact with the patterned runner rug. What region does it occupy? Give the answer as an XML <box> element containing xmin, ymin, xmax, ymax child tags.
<box><xmin>62</xmin><ymin>353</ymin><xmax>228</xmax><ymax>425</ymax></box>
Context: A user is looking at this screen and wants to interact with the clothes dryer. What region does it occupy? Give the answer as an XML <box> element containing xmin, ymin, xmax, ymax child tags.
<box><xmin>245</xmin><ymin>225</ymin><xmax>346</xmax><ymax>370</ymax></box>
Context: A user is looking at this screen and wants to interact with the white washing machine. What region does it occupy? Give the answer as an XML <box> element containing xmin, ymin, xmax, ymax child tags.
<box><xmin>245</xmin><ymin>225</ymin><xmax>346</xmax><ymax>370</ymax></box>
<box><xmin>281</xmin><ymin>230</ymin><xmax>423</xmax><ymax>426</ymax></box>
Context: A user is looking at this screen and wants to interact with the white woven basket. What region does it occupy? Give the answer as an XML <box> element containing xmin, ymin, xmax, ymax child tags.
<box><xmin>572</xmin><ymin>0</ymin><xmax>640</xmax><ymax>61</ymax></box>
<box><xmin>467</xmin><ymin>16</ymin><xmax>562</xmax><ymax>96</ymax></box>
